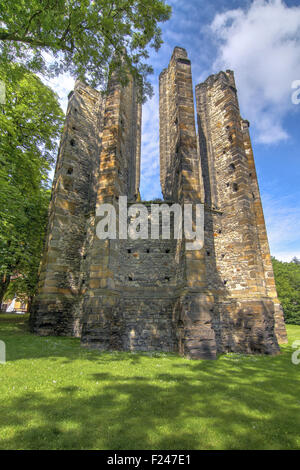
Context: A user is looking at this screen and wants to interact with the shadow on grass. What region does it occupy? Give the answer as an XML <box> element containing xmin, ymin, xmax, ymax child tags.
<box><xmin>0</xmin><ymin>315</ymin><xmax>168</xmax><ymax>365</ymax></box>
<box><xmin>1</xmin><ymin>355</ymin><xmax>300</xmax><ymax>449</ymax></box>
<box><xmin>1</xmin><ymin>316</ymin><xmax>299</xmax><ymax>449</ymax></box>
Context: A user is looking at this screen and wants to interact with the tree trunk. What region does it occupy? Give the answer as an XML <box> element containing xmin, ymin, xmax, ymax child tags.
<box><xmin>0</xmin><ymin>274</ymin><xmax>11</xmax><ymax>308</ymax></box>
<box><xmin>27</xmin><ymin>295</ymin><xmax>34</xmax><ymax>314</ymax></box>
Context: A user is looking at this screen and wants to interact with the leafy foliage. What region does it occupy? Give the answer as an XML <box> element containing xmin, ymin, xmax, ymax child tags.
<box><xmin>272</xmin><ymin>257</ymin><xmax>300</xmax><ymax>325</ymax></box>
<box><xmin>0</xmin><ymin>0</ymin><xmax>172</xmax><ymax>101</ymax></box>
<box><xmin>0</xmin><ymin>62</ymin><xmax>64</xmax><ymax>305</ymax></box>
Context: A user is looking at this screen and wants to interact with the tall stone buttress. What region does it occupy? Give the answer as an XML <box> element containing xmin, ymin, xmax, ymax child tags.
<box><xmin>30</xmin><ymin>81</ymin><xmax>104</xmax><ymax>336</ymax></box>
<box><xmin>30</xmin><ymin>47</ymin><xmax>287</xmax><ymax>359</ymax></box>
<box><xmin>195</xmin><ymin>69</ymin><xmax>287</xmax><ymax>353</ymax></box>
<box><xmin>31</xmin><ymin>73</ymin><xmax>142</xmax><ymax>338</ymax></box>
<box><xmin>159</xmin><ymin>47</ymin><xmax>218</xmax><ymax>359</ymax></box>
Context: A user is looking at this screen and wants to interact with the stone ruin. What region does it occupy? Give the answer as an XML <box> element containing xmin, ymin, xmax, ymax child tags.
<box><xmin>30</xmin><ymin>47</ymin><xmax>288</xmax><ymax>359</ymax></box>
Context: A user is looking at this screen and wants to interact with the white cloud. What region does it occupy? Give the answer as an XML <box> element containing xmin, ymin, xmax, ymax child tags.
<box><xmin>271</xmin><ymin>251</ymin><xmax>300</xmax><ymax>262</ymax></box>
<box><xmin>211</xmin><ymin>0</ymin><xmax>300</xmax><ymax>144</ymax></box>
<box><xmin>38</xmin><ymin>51</ymin><xmax>75</xmax><ymax>113</ymax></box>
<box><xmin>40</xmin><ymin>73</ymin><xmax>75</xmax><ymax>183</ymax></box>
<box><xmin>41</xmin><ymin>73</ymin><xmax>75</xmax><ymax>114</ymax></box>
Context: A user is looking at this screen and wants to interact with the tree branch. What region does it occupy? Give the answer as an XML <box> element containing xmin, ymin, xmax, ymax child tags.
<box><xmin>23</xmin><ymin>10</ymin><xmax>43</xmax><ymax>36</ymax></box>
<box><xmin>0</xmin><ymin>32</ymin><xmax>73</xmax><ymax>52</ymax></box>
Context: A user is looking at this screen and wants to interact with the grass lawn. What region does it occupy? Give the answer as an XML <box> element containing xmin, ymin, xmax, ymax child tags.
<box><xmin>0</xmin><ymin>314</ymin><xmax>299</xmax><ymax>450</ymax></box>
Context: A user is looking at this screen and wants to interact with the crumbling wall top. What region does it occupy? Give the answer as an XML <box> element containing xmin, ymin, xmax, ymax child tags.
<box><xmin>195</xmin><ymin>70</ymin><xmax>235</xmax><ymax>90</ymax></box>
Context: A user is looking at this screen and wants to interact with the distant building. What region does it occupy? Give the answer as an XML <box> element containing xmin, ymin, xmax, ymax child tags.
<box><xmin>2</xmin><ymin>297</ymin><xmax>27</xmax><ymax>313</ymax></box>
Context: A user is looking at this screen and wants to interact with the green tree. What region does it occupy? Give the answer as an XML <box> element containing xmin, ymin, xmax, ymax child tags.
<box><xmin>0</xmin><ymin>62</ymin><xmax>64</xmax><ymax>307</ymax></box>
<box><xmin>272</xmin><ymin>257</ymin><xmax>300</xmax><ymax>325</ymax></box>
<box><xmin>0</xmin><ymin>0</ymin><xmax>172</xmax><ymax>101</ymax></box>
<box><xmin>2</xmin><ymin>188</ymin><xmax>51</xmax><ymax>311</ymax></box>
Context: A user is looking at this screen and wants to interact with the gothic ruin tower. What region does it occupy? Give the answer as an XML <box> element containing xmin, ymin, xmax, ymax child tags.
<box><xmin>30</xmin><ymin>47</ymin><xmax>287</xmax><ymax>359</ymax></box>
<box><xmin>194</xmin><ymin>63</ymin><xmax>288</xmax><ymax>353</ymax></box>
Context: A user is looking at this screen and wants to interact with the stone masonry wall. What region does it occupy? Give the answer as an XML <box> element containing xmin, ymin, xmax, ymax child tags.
<box><xmin>241</xmin><ymin>120</ymin><xmax>287</xmax><ymax>344</ymax></box>
<box><xmin>195</xmin><ymin>70</ymin><xmax>286</xmax><ymax>353</ymax></box>
<box><xmin>30</xmin><ymin>81</ymin><xmax>104</xmax><ymax>336</ymax></box>
<box><xmin>159</xmin><ymin>48</ymin><xmax>217</xmax><ymax>359</ymax></box>
<box><xmin>80</xmin><ymin>71</ymin><xmax>145</xmax><ymax>350</ymax></box>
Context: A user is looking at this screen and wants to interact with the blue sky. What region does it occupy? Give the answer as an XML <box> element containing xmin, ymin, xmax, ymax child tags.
<box><xmin>48</xmin><ymin>0</ymin><xmax>300</xmax><ymax>262</ymax></box>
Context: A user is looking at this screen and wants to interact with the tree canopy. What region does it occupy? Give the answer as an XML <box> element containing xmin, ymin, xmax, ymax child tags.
<box><xmin>0</xmin><ymin>0</ymin><xmax>171</xmax><ymax>308</ymax></box>
<box><xmin>0</xmin><ymin>0</ymin><xmax>172</xmax><ymax>101</ymax></box>
<box><xmin>272</xmin><ymin>257</ymin><xmax>300</xmax><ymax>325</ymax></box>
<box><xmin>0</xmin><ymin>62</ymin><xmax>64</xmax><ymax>306</ymax></box>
